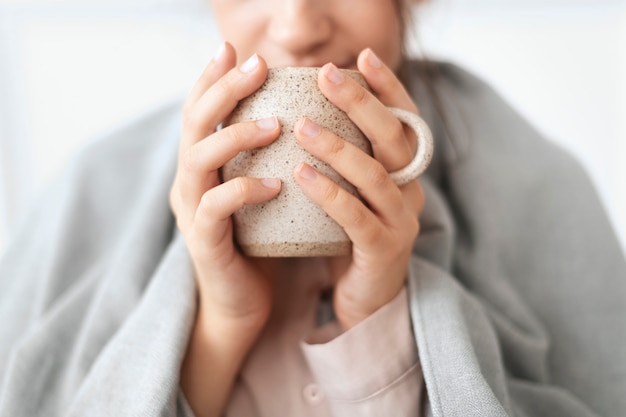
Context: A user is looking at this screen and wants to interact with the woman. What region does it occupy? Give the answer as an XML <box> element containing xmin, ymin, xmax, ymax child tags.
<box><xmin>0</xmin><ymin>0</ymin><xmax>624</xmax><ymax>416</ymax></box>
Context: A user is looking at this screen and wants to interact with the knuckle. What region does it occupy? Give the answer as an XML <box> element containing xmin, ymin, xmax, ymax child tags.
<box><xmin>226</xmin><ymin>123</ymin><xmax>248</xmax><ymax>147</ymax></box>
<box><xmin>181</xmin><ymin>100</ymin><xmax>194</xmax><ymax>118</ymax></box>
<box><xmin>174</xmin><ymin>214</ymin><xmax>187</xmax><ymax>235</ymax></box>
<box><xmin>350</xmin><ymin>86</ymin><xmax>370</xmax><ymax>108</ymax></box>
<box><xmin>320</xmin><ymin>181</ymin><xmax>342</xmax><ymax>205</ymax></box>
<box><xmin>234</xmin><ymin>176</ymin><xmax>250</xmax><ymax>195</ymax></box>
<box><xmin>181</xmin><ymin>147</ymin><xmax>199</xmax><ymax>172</ymax></box>
<box><xmin>363</xmin><ymin>223</ymin><xmax>384</xmax><ymax>247</ymax></box>
<box><xmin>326</xmin><ymin>136</ymin><xmax>346</xmax><ymax>158</ymax></box>
<box><xmin>415</xmin><ymin>183</ymin><xmax>426</xmax><ymax>215</ymax></box>
<box><xmin>349</xmin><ymin>204</ymin><xmax>370</xmax><ymax>229</ymax></box>
<box><xmin>367</xmin><ymin>162</ymin><xmax>389</xmax><ymax>188</ymax></box>
<box><xmin>231</xmin><ymin>177</ymin><xmax>252</xmax><ymax>201</ymax></box>
<box><xmin>213</xmin><ymin>75</ymin><xmax>233</xmax><ymax>100</ymax></box>
<box><xmin>403</xmin><ymin>181</ymin><xmax>425</xmax><ymax>215</ymax></box>
<box><xmin>169</xmin><ymin>187</ymin><xmax>191</xmax><ymax>232</ymax></box>
<box><xmin>406</xmin><ymin>215</ymin><xmax>420</xmax><ymax>239</ymax></box>
<box><xmin>199</xmin><ymin>190</ymin><xmax>218</xmax><ymax>213</ymax></box>
<box><xmin>169</xmin><ymin>185</ymin><xmax>179</xmax><ymax>215</ymax></box>
<box><xmin>183</xmin><ymin>108</ymin><xmax>204</xmax><ymax>132</ymax></box>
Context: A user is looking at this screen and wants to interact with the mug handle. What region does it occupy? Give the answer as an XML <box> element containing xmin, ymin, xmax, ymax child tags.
<box><xmin>385</xmin><ymin>107</ymin><xmax>434</xmax><ymax>186</ymax></box>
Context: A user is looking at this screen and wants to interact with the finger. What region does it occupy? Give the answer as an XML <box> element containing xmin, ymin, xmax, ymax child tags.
<box><xmin>317</xmin><ymin>62</ymin><xmax>412</xmax><ymax>172</ymax></box>
<box><xmin>293</xmin><ymin>163</ymin><xmax>386</xmax><ymax>252</ymax></box>
<box><xmin>295</xmin><ymin>118</ymin><xmax>405</xmax><ymax>222</ymax></box>
<box><xmin>411</xmin><ymin>180</ymin><xmax>426</xmax><ymax>217</ymax></box>
<box><xmin>184</xmin><ymin>42</ymin><xmax>237</xmax><ymax>109</ymax></box>
<box><xmin>357</xmin><ymin>48</ymin><xmax>418</xmax><ymax>113</ymax></box>
<box><xmin>194</xmin><ymin>177</ymin><xmax>282</xmax><ymax>241</ymax></box>
<box><xmin>357</xmin><ymin>49</ymin><xmax>424</xmax><ymax>176</ymax></box>
<box><xmin>178</xmin><ymin>117</ymin><xmax>281</xmax><ymax>218</ymax></box>
<box><xmin>183</xmin><ymin>53</ymin><xmax>269</xmax><ymax>148</ymax></box>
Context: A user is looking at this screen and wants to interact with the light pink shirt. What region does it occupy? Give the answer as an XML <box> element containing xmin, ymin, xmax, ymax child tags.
<box><xmin>223</xmin><ymin>258</ymin><xmax>423</xmax><ymax>417</ymax></box>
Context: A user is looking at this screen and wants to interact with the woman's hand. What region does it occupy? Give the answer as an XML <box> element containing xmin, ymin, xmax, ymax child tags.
<box><xmin>169</xmin><ymin>43</ymin><xmax>281</xmax><ymax>417</ymax></box>
<box><xmin>293</xmin><ymin>49</ymin><xmax>425</xmax><ymax>331</ymax></box>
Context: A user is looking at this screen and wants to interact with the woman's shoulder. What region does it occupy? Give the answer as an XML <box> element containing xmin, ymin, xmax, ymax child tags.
<box><xmin>42</xmin><ymin>96</ymin><xmax>185</xmax><ymax>226</ymax></box>
<box><xmin>1</xmin><ymin>97</ymin><xmax>185</xmax><ymax>285</ymax></box>
<box><xmin>68</xmin><ymin>97</ymin><xmax>184</xmax><ymax>183</ymax></box>
<box><xmin>404</xmin><ymin>58</ymin><xmax>585</xmax><ymax>177</ymax></box>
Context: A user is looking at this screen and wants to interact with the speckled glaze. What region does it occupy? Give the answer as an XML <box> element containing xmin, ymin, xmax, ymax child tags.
<box><xmin>222</xmin><ymin>67</ymin><xmax>369</xmax><ymax>257</ymax></box>
<box><xmin>222</xmin><ymin>67</ymin><xmax>434</xmax><ymax>257</ymax></box>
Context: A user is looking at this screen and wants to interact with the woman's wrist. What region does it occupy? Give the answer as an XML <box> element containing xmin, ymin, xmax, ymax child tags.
<box><xmin>181</xmin><ymin>300</ymin><xmax>267</xmax><ymax>417</ymax></box>
<box><xmin>334</xmin><ymin>275</ymin><xmax>407</xmax><ymax>331</ymax></box>
<box><xmin>194</xmin><ymin>284</ymin><xmax>270</xmax><ymax>359</ymax></box>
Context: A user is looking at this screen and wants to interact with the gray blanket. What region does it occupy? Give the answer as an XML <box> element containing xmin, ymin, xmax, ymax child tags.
<box><xmin>1</xmin><ymin>62</ymin><xmax>625</xmax><ymax>417</ymax></box>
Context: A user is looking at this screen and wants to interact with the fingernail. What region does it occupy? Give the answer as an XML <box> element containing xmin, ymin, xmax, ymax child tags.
<box><xmin>262</xmin><ymin>178</ymin><xmax>281</xmax><ymax>189</ymax></box>
<box><xmin>299</xmin><ymin>118</ymin><xmax>321</xmax><ymax>138</ymax></box>
<box><xmin>256</xmin><ymin>116</ymin><xmax>278</xmax><ymax>130</ymax></box>
<box><xmin>367</xmin><ymin>49</ymin><xmax>382</xmax><ymax>68</ymax></box>
<box><xmin>212</xmin><ymin>42</ymin><xmax>226</xmax><ymax>62</ymax></box>
<box><xmin>296</xmin><ymin>163</ymin><xmax>317</xmax><ymax>180</ymax></box>
<box><xmin>324</xmin><ymin>63</ymin><xmax>344</xmax><ymax>84</ymax></box>
<box><xmin>240</xmin><ymin>54</ymin><xmax>259</xmax><ymax>73</ymax></box>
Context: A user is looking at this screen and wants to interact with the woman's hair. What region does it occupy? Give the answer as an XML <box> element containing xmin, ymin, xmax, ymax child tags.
<box><xmin>396</xmin><ymin>0</ymin><xmax>461</xmax><ymax>167</ymax></box>
<box><xmin>397</xmin><ymin>0</ymin><xmax>414</xmax><ymax>55</ymax></box>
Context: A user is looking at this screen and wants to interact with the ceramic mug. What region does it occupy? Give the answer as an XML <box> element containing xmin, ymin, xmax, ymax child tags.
<box><xmin>222</xmin><ymin>67</ymin><xmax>433</xmax><ymax>257</ymax></box>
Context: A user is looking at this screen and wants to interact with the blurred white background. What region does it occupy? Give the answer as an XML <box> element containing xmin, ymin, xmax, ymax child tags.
<box><xmin>0</xmin><ymin>0</ymin><xmax>625</xmax><ymax>253</ymax></box>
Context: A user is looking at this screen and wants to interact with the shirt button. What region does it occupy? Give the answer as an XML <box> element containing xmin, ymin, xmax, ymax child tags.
<box><xmin>302</xmin><ymin>383</ymin><xmax>324</xmax><ymax>406</ymax></box>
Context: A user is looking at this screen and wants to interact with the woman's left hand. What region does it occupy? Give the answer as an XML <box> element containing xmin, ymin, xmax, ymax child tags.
<box><xmin>293</xmin><ymin>49</ymin><xmax>425</xmax><ymax>330</ymax></box>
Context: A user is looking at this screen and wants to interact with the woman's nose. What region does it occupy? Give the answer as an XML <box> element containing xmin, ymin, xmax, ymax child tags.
<box><xmin>267</xmin><ymin>0</ymin><xmax>332</xmax><ymax>55</ymax></box>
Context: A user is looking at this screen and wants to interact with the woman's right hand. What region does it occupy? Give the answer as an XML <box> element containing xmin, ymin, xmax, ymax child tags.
<box><xmin>169</xmin><ymin>43</ymin><xmax>281</xmax><ymax>417</ymax></box>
